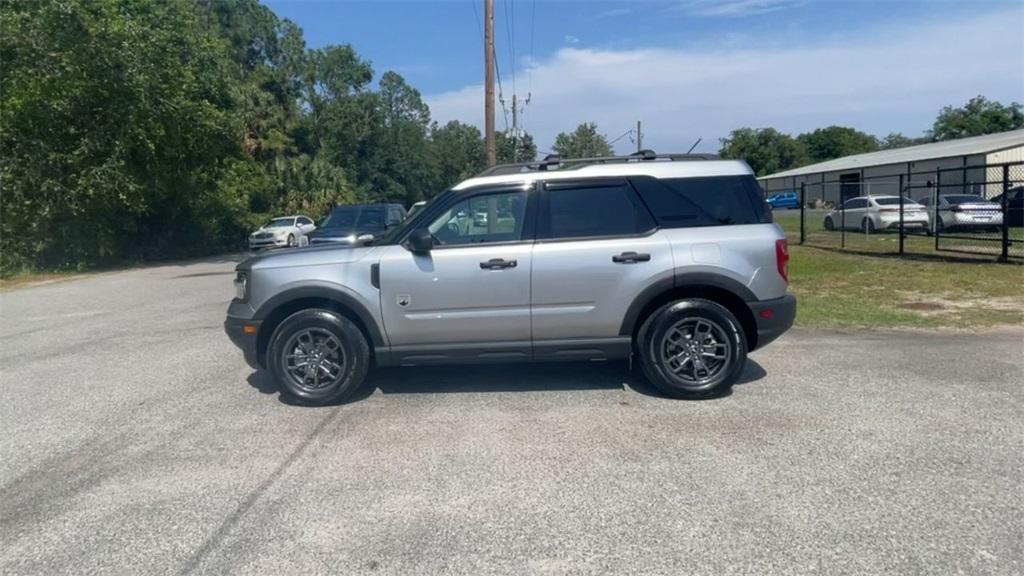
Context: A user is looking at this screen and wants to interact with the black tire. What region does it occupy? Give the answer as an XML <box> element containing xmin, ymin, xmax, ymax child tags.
<box><xmin>267</xmin><ymin>309</ymin><xmax>370</xmax><ymax>406</ymax></box>
<box><xmin>287</xmin><ymin>233</ymin><xmax>296</xmax><ymax>247</ymax></box>
<box><xmin>824</xmin><ymin>217</ymin><xmax>834</xmax><ymax>231</ymax></box>
<box><xmin>861</xmin><ymin>217</ymin><xmax>875</xmax><ymax>233</ymax></box>
<box><xmin>936</xmin><ymin>217</ymin><xmax>946</xmax><ymax>233</ymax></box>
<box><xmin>636</xmin><ymin>299</ymin><xmax>747</xmax><ymax>399</ymax></box>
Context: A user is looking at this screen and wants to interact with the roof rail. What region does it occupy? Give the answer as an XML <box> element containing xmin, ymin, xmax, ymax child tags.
<box><xmin>476</xmin><ymin>150</ymin><xmax>720</xmax><ymax>177</ymax></box>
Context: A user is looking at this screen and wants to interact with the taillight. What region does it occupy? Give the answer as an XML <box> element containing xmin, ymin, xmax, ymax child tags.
<box><xmin>879</xmin><ymin>208</ymin><xmax>899</xmax><ymax>213</ymax></box>
<box><xmin>775</xmin><ymin>239</ymin><xmax>789</xmax><ymax>285</ymax></box>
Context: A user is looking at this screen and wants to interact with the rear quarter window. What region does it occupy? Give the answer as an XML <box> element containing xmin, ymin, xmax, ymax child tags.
<box><xmin>630</xmin><ymin>175</ymin><xmax>770</xmax><ymax>227</ymax></box>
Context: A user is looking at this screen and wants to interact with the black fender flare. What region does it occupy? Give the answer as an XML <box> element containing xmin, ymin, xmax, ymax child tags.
<box><xmin>253</xmin><ymin>284</ymin><xmax>385</xmax><ymax>347</ymax></box>
<box><xmin>618</xmin><ymin>272</ymin><xmax>757</xmax><ymax>336</ymax></box>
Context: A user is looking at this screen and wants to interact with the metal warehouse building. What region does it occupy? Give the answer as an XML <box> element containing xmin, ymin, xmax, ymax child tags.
<box><xmin>759</xmin><ymin>129</ymin><xmax>1024</xmax><ymax>204</ymax></box>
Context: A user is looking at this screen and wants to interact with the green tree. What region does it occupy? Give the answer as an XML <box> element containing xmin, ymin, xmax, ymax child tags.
<box><xmin>879</xmin><ymin>132</ymin><xmax>926</xmax><ymax>150</ymax></box>
<box><xmin>365</xmin><ymin>71</ymin><xmax>434</xmax><ymax>205</ymax></box>
<box><xmin>797</xmin><ymin>126</ymin><xmax>878</xmax><ymax>164</ymax></box>
<box><xmin>928</xmin><ymin>96</ymin><xmax>1024</xmax><ymax>141</ymax></box>
<box><xmin>496</xmin><ymin>131</ymin><xmax>538</xmax><ymax>164</ymax></box>
<box><xmin>0</xmin><ymin>0</ymin><xmax>241</xmax><ymax>269</ymax></box>
<box><xmin>430</xmin><ymin>121</ymin><xmax>485</xmax><ymax>190</ymax></box>
<box><xmin>718</xmin><ymin>128</ymin><xmax>807</xmax><ymax>176</ymax></box>
<box><xmin>552</xmin><ymin>123</ymin><xmax>613</xmax><ymax>158</ymax></box>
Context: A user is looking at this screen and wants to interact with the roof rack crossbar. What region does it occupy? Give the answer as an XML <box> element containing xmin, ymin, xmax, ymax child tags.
<box><xmin>476</xmin><ymin>150</ymin><xmax>719</xmax><ymax>177</ymax></box>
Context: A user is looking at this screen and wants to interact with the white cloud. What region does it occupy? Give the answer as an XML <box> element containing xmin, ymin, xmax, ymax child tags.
<box><xmin>677</xmin><ymin>0</ymin><xmax>804</xmax><ymax>18</ymax></box>
<box><xmin>426</xmin><ymin>7</ymin><xmax>1024</xmax><ymax>155</ymax></box>
<box><xmin>597</xmin><ymin>7</ymin><xmax>634</xmax><ymax>18</ymax></box>
<box><xmin>564</xmin><ymin>34</ymin><xmax>580</xmax><ymax>44</ymax></box>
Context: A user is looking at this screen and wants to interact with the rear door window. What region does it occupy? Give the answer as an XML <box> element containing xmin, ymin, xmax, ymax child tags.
<box><xmin>542</xmin><ymin>181</ymin><xmax>655</xmax><ymax>239</ymax></box>
<box><xmin>631</xmin><ymin>175</ymin><xmax>770</xmax><ymax>228</ymax></box>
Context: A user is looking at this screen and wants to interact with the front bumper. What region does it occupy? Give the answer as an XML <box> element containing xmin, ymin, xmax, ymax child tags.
<box><xmin>748</xmin><ymin>294</ymin><xmax>797</xmax><ymax>351</ymax></box>
<box><xmin>249</xmin><ymin>237</ymin><xmax>288</xmax><ymax>249</ymax></box>
<box><xmin>225</xmin><ymin>315</ymin><xmax>263</xmax><ymax>369</ymax></box>
<box><xmin>309</xmin><ymin>237</ymin><xmax>356</xmax><ymax>246</ymax></box>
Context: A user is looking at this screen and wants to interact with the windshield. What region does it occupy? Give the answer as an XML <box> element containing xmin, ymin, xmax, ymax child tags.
<box><xmin>264</xmin><ymin>218</ymin><xmax>294</xmax><ymax>228</ymax></box>
<box><xmin>874</xmin><ymin>197</ymin><xmax>920</xmax><ymax>206</ymax></box>
<box><xmin>407</xmin><ymin>202</ymin><xmax>426</xmax><ymax>218</ymax></box>
<box><xmin>369</xmin><ymin>195</ymin><xmax>446</xmax><ymax>245</ymax></box>
<box><xmin>318</xmin><ymin>207</ymin><xmax>386</xmax><ymax>231</ymax></box>
<box><xmin>944</xmin><ymin>195</ymin><xmax>987</xmax><ymax>204</ymax></box>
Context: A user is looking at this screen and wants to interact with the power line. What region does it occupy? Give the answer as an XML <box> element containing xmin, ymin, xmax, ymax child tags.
<box><xmin>474</xmin><ymin>0</ymin><xmax>508</xmax><ymax>133</ymax></box>
<box><xmin>494</xmin><ymin>53</ymin><xmax>509</xmax><ymax>131</ymax></box>
<box><xmin>528</xmin><ymin>0</ymin><xmax>536</xmax><ymax>94</ymax></box>
<box><xmin>502</xmin><ymin>0</ymin><xmax>516</xmax><ymax>97</ymax></box>
<box><xmin>608</xmin><ymin>128</ymin><xmax>635</xmax><ymax>146</ymax></box>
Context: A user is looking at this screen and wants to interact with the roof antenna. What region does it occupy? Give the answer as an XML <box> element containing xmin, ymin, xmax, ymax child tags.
<box><xmin>686</xmin><ymin>137</ymin><xmax>702</xmax><ymax>154</ymax></box>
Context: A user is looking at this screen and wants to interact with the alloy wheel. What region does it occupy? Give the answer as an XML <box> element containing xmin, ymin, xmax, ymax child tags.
<box><xmin>281</xmin><ymin>328</ymin><xmax>346</xmax><ymax>392</ymax></box>
<box><xmin>660</xmin><ymin>318</ymin><xmax>732</xmax><ymax>386</ymax></box>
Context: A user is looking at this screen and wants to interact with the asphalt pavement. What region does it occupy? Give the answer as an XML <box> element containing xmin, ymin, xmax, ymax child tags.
<box><xmin>1</xmin><ymin>255</ymin><xmax>1022</xmax><ymax>575</ymax></box>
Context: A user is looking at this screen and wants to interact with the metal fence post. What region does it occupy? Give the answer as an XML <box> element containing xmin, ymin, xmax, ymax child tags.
<box><xmin>934</xmin><ymin>169</ymin><xmax>941</xmax><ymax>251</ymax></box>
<box><xmin>1001</xmin><ymin>164</ymin><xmax>1010</xmax><ymax>262</ymax></box>
<box><xmin>841</xmin><ymin>188</ymin><xmax>846</xmax><ymax>249</ymax></box>
<box><xmin>898</xmin><ymin>174</ymin><xmax>905</xmax><ymax>256</ymax></box>
<box><xmin>799</xmin><ymin>182</ymin><xmax>806</xmax><ymax>245</ymax></box>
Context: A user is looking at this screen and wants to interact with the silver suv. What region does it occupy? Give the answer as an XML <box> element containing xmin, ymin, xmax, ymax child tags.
<box><xmin>225</xmin><ymin>152</ymin><xmax>796</xmax><ymax>405</ymax></box>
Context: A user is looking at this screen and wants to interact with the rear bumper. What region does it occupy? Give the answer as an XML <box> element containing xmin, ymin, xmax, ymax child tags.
<box><xmin>225</xmin><ymin>315</ymin><xmax>263</xmax><ymax>369</ymax></box>
<box><xmin>951</xmin><ymin>212</ymin><xmax>1002</xmax><ymax>226</ymax></box>
<box><xmin>879</xmin><ymin>216</ymin><xmax>928</xmax><ymax>229</ymax></box>
<box><xmin>748</xmin><ymin>294</ymin><xmax>796</xmax><ymax>351</ymax></box>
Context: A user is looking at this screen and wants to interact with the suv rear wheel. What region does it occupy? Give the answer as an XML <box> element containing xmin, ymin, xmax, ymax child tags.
<box><xmin>267</xmin><ymin>309</ymin><xmax>370</xmax><ymax>405</ymax></box>
<box><xmin>636</xmin><ymin>299</ymin><xmax>747</xmax><ymax>398</ymax></box>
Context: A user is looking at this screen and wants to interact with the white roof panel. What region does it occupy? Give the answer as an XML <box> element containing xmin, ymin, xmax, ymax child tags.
<box><xmin>760</xmin><ymin>129</ymin><xmax>1024</xmax><ymax>180</ymax></box>
<box><xmin>453</xmin><ymin>159</ymin><xmax>753</xmax><ymax>190</ymax></box>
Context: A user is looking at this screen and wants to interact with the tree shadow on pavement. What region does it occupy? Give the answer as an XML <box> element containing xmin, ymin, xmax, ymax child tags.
<box><xmin>245</xmin><ymin>359</ymin><xmax>766</xmax><ymax>407</ymax></box>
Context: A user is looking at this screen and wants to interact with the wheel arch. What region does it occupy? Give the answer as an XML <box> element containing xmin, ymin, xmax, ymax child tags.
<box><xmin>620</xmin><ymin>274</ymin><xmax>759</xmax><ymax>352</ymax></box>
<box><xmin>253</xmin><ymin>286</ymin><xmax>384</xmax><ymax>367</ymax></box>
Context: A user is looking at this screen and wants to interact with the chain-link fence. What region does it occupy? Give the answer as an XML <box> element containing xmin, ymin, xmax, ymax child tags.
<box><xmin>771</xmin><ymin>161</ymin><xmax>1023</xmax><ymax>261</ymax></box>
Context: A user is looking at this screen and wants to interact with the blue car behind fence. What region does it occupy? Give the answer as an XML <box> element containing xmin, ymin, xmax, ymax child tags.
<box><xmin>767</xmin><ymin>192</ymin><xmax>800</xmax><ymax>210</ymax></box>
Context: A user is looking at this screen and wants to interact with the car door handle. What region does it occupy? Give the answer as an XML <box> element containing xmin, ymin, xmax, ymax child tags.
<box><xmin>480</xmin><ymin>258</ymin><xmax>517</xmax><ymax>270</ymax></box>
<box><xmin>612</xmin><ymin>251</ymin><xmax>651</xmax><ymax>263</ymax></box>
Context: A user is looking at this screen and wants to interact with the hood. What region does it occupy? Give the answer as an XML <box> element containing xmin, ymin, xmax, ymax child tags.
<box><xmin>251</xmin><ymin>226</ymin><xmax>288</xmax><ymax>235</ymax></box>
<box><xmin>309</xmin><ymin>225</ymin><xmax>380</xmax><ymax>238</ymax></box>
<box><xmin>238</xmin><ymin>244</ymin><xmax>379</xmax><ymax>271</ymax></box>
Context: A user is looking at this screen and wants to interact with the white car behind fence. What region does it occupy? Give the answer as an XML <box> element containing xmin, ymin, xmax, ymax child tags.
<box><xmin>824</xmin><ymin>196</ymin><xmax>929</xmax><ymax>233</ymax></box>
<box><xmin>917</xmin><ymin>194</ymin><xmax>1003</xmax><ymax>232</ymax></box>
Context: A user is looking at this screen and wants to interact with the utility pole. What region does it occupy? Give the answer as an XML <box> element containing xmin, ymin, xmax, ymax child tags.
<box><xmin>484</xmin><ymin>0</ymin><xmax>496</xmax><ymax>167</ymax></box>
<box><xmin>636</xmin><ymin>120</ymin><xmax>642</xmax><ymax>153</ymax></box>
<box><xmin>509</xmin><ymin>93</ymin><xmax>530</xmax><ymax>162</ymax></box>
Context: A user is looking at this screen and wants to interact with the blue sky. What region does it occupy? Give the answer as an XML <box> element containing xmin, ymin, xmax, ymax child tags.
<box><xmin>265</xmin><ymin>0</ymin><xmax>1024</xmax><ymax>153</ymax></box>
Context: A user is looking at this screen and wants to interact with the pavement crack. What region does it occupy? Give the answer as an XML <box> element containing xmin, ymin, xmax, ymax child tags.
<box><xmin>176</xmin><ymin>406</ymin><xmax>346</xmax><ymax>575</ymax></box>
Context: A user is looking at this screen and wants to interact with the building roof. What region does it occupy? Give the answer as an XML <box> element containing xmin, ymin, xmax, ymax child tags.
<box><xmin>453</xmin><ymin>159</ymin><xmax>753</xmax><ymax>190</ymax></box>
<box><xmin>760</xmin><ymin>129</ymin><xmax>1024</xmax><ymax>180</ymax></box>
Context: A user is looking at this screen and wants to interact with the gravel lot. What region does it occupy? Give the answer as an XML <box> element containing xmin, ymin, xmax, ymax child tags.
<box><xmin>1</xmin><ymin>256</ymin><xmax>1022</xmax><ymax>575</ymax></box>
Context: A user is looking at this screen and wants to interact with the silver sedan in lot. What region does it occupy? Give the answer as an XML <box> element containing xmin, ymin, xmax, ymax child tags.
<box><xmin>916</xmin><ymin>194</ymin><xmax>1003</xmax><ymax>232</ymax></box>
<box><xmin>823</xmin><ymin>195</ymin><xmax>929</xmax><ymax>232</ymax></box>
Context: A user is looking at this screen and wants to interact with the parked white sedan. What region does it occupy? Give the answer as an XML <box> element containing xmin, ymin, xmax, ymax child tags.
<box><xmin>249</xmin><ymin>215</ymin><xmax>316</xmax><ymax>250</ymax></box>
<box><xmin>824</xmin><ymin>196</ymin><xmax>929</xmax><ymax>233</ymax></box>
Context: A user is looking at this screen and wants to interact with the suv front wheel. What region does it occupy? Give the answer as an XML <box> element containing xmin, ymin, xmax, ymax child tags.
<box><xmin>636</xmin><ymin>299</ymin><xmax>747</xmax><ymax>398</ymax></box>
<box><xmin>267</xmin><ymin>309</ymin><xmax>370</xmax><ymax>405</ymax></box>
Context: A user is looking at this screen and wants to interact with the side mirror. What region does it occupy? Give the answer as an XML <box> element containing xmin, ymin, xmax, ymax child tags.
<box><xmin>407</xmin><ymin>227</ymin><xmax>433</xmax><ymax>254</ymax></box>
<box><xmin>356</xmin><ymin>233</ymin><xmax>375</xmax><ymax>244</ymax></box>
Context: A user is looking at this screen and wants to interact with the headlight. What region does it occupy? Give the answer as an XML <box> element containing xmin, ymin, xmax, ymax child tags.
<box><xmin>234</xmin><ymin>272</ymin><xmax>248</xmax><ymax>301</ymax></box>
